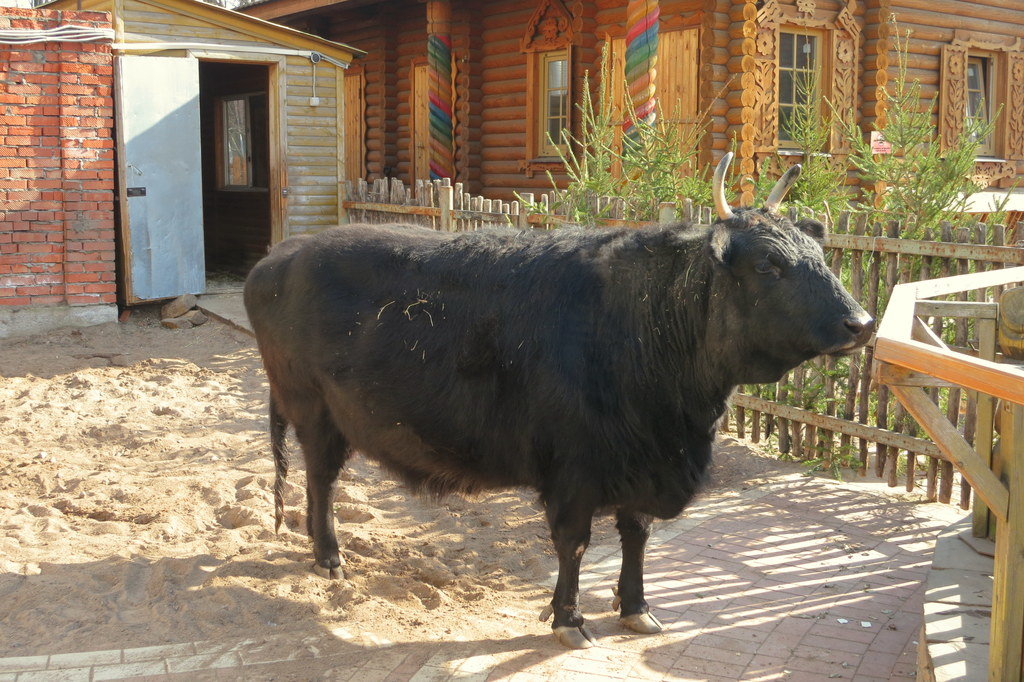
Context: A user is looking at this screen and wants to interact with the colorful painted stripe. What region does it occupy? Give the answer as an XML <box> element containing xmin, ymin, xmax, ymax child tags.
<box><xmin>427</xmin><ymin>33</ymin><xmax>454</xmax><ymax>180</ymax></box>
<box><xmin>623</xmin><ymin>0</ymin><xmax>659</xmax><ymax>144</ymax></box>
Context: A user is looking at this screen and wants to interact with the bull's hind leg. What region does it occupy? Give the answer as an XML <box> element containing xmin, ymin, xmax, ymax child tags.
<box><xmin>293</xmin><ymin>410</ymin><xmax>350</xmax><ymax>579</ymax></box>
<box><xmin>612</xmin><ymin>509</ymin><xmax>663</xmax><ymax>634</ymax></box>
<box><xmin>540</xmin><ymin>498</ymin><xmax>596</xmax><ymax>649</ymax></box>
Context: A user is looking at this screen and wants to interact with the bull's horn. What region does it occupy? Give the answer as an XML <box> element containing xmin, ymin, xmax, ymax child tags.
<box><xmin>713</xmin><ymin>152</ymin><xmax>735</xmax><ymax>221</ymax></box>
<box><xmin>764</xmin><ymin>164</ymin><xmax>802</xmax><ymax>212</ymax></box>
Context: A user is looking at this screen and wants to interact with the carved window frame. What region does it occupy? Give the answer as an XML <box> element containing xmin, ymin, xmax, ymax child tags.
<box><xmin>521</xmin><ymin>0</ymin><xmax>575</xmax><ymax>171</ymax></box>
<box><xmin>751</xmin><ymin>0</ymin><xmax>860</xmax><ymax>155</ymax></box>
<box><xmin>940</xmin><ymin>33</ymin><xmax>1024</xmax><ymax>168</ymax></box>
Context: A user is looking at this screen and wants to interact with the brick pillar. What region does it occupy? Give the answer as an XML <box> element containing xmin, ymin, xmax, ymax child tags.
<box><xmin>0</xmin><ymin>8</ymin><xmax>116</xmax><ymax>319</ymax></box>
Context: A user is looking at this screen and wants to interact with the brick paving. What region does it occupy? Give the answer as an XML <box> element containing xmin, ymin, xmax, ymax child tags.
<box><xmin>0</xmin><ymin>474</ymin><xmax>965</xmax><ymax>681</ymax></box>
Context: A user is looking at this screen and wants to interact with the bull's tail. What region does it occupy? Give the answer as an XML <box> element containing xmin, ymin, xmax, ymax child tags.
<box><xmin>269</xmin><ymin>393</ymin><xmax>289</xmax><ymax>533</ymax></box>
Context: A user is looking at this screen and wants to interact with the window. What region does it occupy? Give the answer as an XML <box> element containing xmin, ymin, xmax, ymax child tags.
<box><xmin>537</xmin><ymin>50</ymin><xmax>569</xmax><ymax>157</ymax></box>
<box><xmin>218</xmin><ymin>94</ymin><xmax>268</xmax><ymax>189</ymax></box>
<box><xmin>520</xmin><ymin>0</ymin><xmax>574</xmax><ymax>173</ymax></box>
<box><xmin>966</xmin><ymin>55</ymin><xmax>994</xmax><ymax>154</ymax></box>
<box><xmin>778</xmin><ymin>30</ymin><xmax>821</xmax><ymax>145</ymax></box>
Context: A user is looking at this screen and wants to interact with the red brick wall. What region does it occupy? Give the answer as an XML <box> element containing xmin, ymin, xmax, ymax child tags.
<box><xmin>0</xmin><ymin>8</ymin><xmax>116</xmax><ymax>309</ymax></box>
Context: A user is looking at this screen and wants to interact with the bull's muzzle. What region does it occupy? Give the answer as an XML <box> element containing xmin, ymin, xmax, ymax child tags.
<box><xmin>831</xmin><ymin>312</ymin><xmax>874</xmax><ymax>355</ymax></box>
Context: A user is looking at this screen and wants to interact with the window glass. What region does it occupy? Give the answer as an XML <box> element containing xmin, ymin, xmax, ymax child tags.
<box><xmin>778</xmin><ymin>30</ymin><xmax>819</xmax><ymax>144</ymax></box>
<box><xmin>224</xmin><ymin>97</ymin><xmax>250</xmax><ymax>187</ymax></box>
<box><xmin>539</xmin><ymin>51</ymin><xmax>569</xmax><ymax>156</ymax></box>
<box><xmin>965</xmin><ymin>56</ymin><xmax>993</xmax><ymax>153</ymax></box>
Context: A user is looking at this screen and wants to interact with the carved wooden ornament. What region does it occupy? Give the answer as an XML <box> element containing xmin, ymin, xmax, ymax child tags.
<box><xmin>522</xmin><ymin>0</ymin><xmax>574</xmax><ymax>52</ymax></box>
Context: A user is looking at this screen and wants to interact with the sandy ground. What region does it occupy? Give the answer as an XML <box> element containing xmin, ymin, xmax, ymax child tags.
<box><xmin>0</xmin><ymin>308</ymin><xmax>796</xmax><ymax>659</ymax></box>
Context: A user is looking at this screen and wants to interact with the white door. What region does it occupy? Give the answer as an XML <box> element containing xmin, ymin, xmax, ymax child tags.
<box><xmin>116</xmin><ymin>55</ymin><xmax>204</xmax><ymax>303</ymax></box>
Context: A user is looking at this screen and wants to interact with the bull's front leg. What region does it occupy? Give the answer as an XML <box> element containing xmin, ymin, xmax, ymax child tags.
<box><xmin>612</xmin><ymin>508</ymin><xmax>663</xmax><ymax>634</ymax></box>
<box><xmin>540</xmin><ymin>498</ymin><xmax>596</xmax><ymax>649</ymax></box>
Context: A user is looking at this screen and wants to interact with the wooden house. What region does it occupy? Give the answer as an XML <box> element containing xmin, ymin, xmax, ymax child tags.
<box><xmin>241</xmin><ymin>0</ymin><xmax>1024</xmax><ymax>210</ymax></box>
<box><xmin>43</xmin><ymin>0</ymin><xmax>361</xmax><ymax>303</ymax></box>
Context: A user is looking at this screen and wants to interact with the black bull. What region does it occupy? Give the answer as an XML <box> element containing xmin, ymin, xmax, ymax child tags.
<box><xmin>243</xmin><ymin>164</ymin><xmax>872</xmax><ymax>649</ymax></box>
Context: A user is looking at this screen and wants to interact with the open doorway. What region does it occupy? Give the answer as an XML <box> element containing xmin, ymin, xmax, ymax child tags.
<box><xmin>199</xmin><ymin>61</ymin><xmax>271</xmax><ymax>292</ymax></box>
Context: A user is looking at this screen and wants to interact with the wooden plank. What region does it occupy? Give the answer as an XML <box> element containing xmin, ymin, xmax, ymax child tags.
<box><xmin>874</xmin><ymin>336</ymin><xmax>1024</xmax><ymax>406</ymax></box>
<box><xmin>888</xmin><ymin>384</ymin><xmax>1008</xmax><ymax>521</ymax></box>
<box><xmin>732</xmin><ymin>394</ymin><xmax>945</xmax><ymax>460</ymax></box>
<box><xmin>989</xmin><ymin>402</ymin><xmax>1024</xmax><ymax>682</ymax></box>
<box><xmin>825</xmin><ymin>233</ymin><xmax>1024</xmax><ymax>265</ymax></box>
<box><xmin>973</xmin><ymin>317</ymin><xmax>998</xmax><ymax>538</ymax></box>
<box><xmin>876</xmin><ymin>364</ymin><xmax>960</xmax><ymax>388</ymax></box>
<box><xmin>915</xmin><ymin>300</ymin><xmax>1000</xmax><ymax>319</ymax></box>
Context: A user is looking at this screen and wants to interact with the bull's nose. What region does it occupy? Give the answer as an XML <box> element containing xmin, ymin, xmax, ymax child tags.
<box><xmin>845</xmin><ymin>314</ymin><xmax>875</xmax><ymax>345</ymax></box>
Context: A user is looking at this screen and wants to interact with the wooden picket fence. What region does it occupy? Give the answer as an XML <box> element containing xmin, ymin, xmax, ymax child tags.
<box><xmin>341</xmin><ymin>177</ymin><xmax>1024</xmax><ymax>508</ymax></box>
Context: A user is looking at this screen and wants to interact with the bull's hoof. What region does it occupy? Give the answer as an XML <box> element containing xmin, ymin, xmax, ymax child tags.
<box><xmin>311</xmin><ymin>562</ymin><xmax>343</xmax><ymax>580</ymax></box>
<box><xmin>539</xmin><ymin>604</ymin><xmax>553</xmax><ymax>622</ymax></box>
<box><xmin>553</xmin><ymin>625</ymin><xmax>595</xmax><ymax>649</ymax></box>
<box><xmin>619</xmin><ymin>612</ymin><xmax>663</xmax><ymax>634</ymax></box>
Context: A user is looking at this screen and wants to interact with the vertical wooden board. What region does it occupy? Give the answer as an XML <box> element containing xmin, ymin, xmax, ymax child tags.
<box><xmin>411</xmin><ymin>62</ymin><xmax>430</xmax><ymax>184</ymax></box>
<box><xmin>344</xmin><ymin>69</ymin><xmax>366</xmax><ymax>185</ymax></box>
<box><xmin>990</xmin><ymin>403</ymin><xmax>1024</xmax><ymax>682</ymax></box>
<box><xmin>657</xmin><ymin>28</ymin><xmax>699</xmax><ymax>143</ymax></box>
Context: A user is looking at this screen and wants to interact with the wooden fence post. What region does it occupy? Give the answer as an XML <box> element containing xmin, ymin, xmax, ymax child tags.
<box><xmin>658</xmin><ymin>202</ymin><xmax>676</xmax><ymax>225</ymax></box>
<box><xmin>518</xmin><ymin>193</ymin><xmax>534</xmax><ymax>230</ymax></box>
<box><xmin>439</xmin><ymin>183</ymin><xmax>454</xmax><ymax>232</ymax></box>
<box><xmin>990</xmin><ymin>401</ymin><xmax>1024</xmax><ymax>681</ymax></box>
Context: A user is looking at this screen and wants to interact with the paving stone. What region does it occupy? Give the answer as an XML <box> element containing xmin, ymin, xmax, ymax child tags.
<box><xmin>165</xmin><ymin>651</ymin><xmax>243</xmax><ymax>674</ymax></box>
<box><xmin>92</xmin><ymin>660</ymin><xmax>168</xmax><ymax>680</ymax></box>
<box><xmin>925</xmin><ymin>567</ymin><xmax>993</xmax><ymax>607</ymax></box>
<box><xmin>0</xmin><ymin>657</ymin><xmax>48</xmax><ymax>674</ymax></box>
<box><xmin>927</xmin><ymin>640</ymin><xmax>989</xmax><ymax>681</ymax></box>
<box><xmin>15</xmin><ymin>668</ymin><xmax>91</xmax><ymax>682</ymax></box>
<box><xmin>122</xmin><ymin>642</ymin><xmax>196</xmax><ymax>663</ymax></box>
<box><xmin>47</xmin><ymin>650</ymin><xmax>121</xmax><ymax>669</ymax></box>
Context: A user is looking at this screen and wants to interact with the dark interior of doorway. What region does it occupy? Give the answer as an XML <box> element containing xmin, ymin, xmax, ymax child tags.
<box><xmin>199</xmin><ymin>61</ymin><xmax>271</xmax><ymax>287</ymax></box>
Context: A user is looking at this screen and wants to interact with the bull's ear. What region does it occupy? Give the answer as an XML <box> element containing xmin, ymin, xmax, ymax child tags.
<box><xmin>709</xmin><ymin>226</ymin><xmax>732</xmax><ymax>266</ymax></box>
<box><xmin>796</xmin><ymin>218</ymin><xmax>827</xmax><ymax>244</ymax></box>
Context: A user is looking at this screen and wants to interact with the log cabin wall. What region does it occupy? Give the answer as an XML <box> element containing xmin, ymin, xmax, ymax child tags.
<box><xmin>252</xmin><ymin>0</ymin><xmax>1024</xmax><ymax>202</ymax></box>
<box><xmin>311</xmin><ymin>6</ymin><xmax>389</xmax><ymax>181</ymax></box>
<box><xmin>887</xmin><ymin>0</ymin><xmax>1024</xmax><ymax>189</ymax></box>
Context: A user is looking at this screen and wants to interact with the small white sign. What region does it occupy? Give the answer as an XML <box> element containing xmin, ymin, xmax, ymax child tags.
<box><xmin>870</xmin><ymin>130</ymin><xmax>892</xmax><ymax>155</ymax></box>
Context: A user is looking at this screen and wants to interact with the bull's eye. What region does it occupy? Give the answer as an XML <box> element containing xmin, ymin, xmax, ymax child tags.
<box><xmin>755</xmin><ymin>261</ymin><xmax>782</xmax><ymax>278</ymax></box>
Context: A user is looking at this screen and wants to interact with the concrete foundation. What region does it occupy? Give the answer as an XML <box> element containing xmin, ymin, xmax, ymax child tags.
<box><xmin>0</xmin><ymin>303</ymin><xmax>118</xmax><ymax>340</ymax></box>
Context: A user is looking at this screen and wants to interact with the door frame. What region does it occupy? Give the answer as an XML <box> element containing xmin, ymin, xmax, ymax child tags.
<box><xmin>189</xmin><ymin>51</ymin><xmax>286</xmax><ymax>248</ymax></box>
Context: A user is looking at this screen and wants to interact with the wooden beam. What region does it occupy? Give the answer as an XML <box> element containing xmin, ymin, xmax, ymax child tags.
<box><xmin>912</xmin><ymin>316</ymin><xmax>949</xmax><ymax>348</ymax></box>
<box><xmin>912</xmin><ymin>266</ymin><xmax>1024</xmax><ymax>299</ymax></box>
<box><xmin>732</xmin><ymin>393</ymin><xmax>945</xmax><ymax>460</ymax></box>
<box><xmin>875</xmin><ymin>363</ymin><xmax>958</xmax><ymax>389</ymax></box>
<box><xmin>915</xmin><ymin>300</ymin><xmax>1000</xmax><ymax>320</ymax></box>
<box><xmin>889</xmin><ymin>385</ymin><xmax>1008</xmax><ymax>521</ymax></box>
<box><xmin>242</xmin><ymin>0</ymin><xmax>353</xmax><ymax>21</ymax></box>
<box><xmin>826</xmin><ymin>233</ymin><xmax>1024</xmax><ymax>265</ymax></box>
<box><xmin>875</xmin><ymin>336</ymin><xmax>1024</xmax><ymax>406</ymax></box>
<box><xmin>989</xmin><ymin>402</ymin><xmax>1024</xmax><ymax>682</ymax></box>
<box><xmin>973</xmin><ymin>318</ymin><xmax>998</xmax><ymax>538</ymax></box>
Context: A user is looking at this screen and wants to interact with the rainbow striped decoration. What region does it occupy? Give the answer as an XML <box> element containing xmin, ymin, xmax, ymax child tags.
<box><xmin>623</xmin><ymin>0</ymin><xmax>660</xmax><ymax>145</ymax></box>
<box><xmin>427</xmin><ymin>32</ymin><xmax>454</xmax><ymax>180</ymax></box>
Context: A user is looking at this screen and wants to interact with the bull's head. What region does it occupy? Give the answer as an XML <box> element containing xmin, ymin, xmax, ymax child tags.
<box><xmin>707</xmin><ymin>152</ymin><xmax>873</xmax><ymax>383</ymax></box>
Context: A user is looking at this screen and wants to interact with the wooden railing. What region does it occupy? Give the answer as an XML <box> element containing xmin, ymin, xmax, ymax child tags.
<box><xmin>873</xmin><ymin>268</ymin><xmax>1024</xmax><ymax>682</ymax></box>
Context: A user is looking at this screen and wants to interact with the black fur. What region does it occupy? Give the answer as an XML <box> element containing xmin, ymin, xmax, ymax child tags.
<box><xmin>244</xmin><ymin>209</ymin><xmax>872</xmax><ymax>636</ymax></box>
